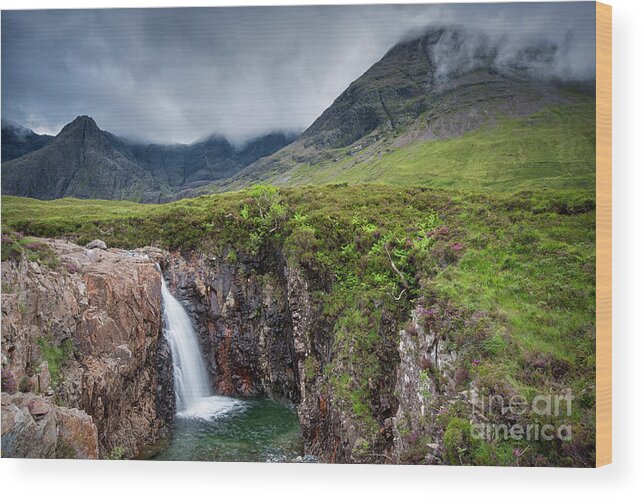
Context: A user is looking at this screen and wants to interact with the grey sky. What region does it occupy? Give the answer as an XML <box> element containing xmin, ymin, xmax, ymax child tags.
<box><xmin>1</xmin><ymin>3</ymin><xmax>596</xmax><ymax>144</ymax></box>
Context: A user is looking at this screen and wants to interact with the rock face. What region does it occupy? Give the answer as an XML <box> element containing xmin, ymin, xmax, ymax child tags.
<box><xmin>392</xmin><ymin>306</ymin><xmax>459</xmax><ymax>464</ymax></box>
<box><xmin>301</xmin><ymin>28</ymin><xmax>578</xmax><ymax>149</ymax></box>
<box><xmin>1</xmin><ymin>239</ymin><xmax>170</xmax><ymax>458</ymax></box>
<box><xmin>160</xmin><ymin>249</ymin><xmax>301</xmax><ymax>403</ymax></box>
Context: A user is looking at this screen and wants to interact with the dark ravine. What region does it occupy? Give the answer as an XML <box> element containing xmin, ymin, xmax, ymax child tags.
<box><xmin>148</xmin><ymin>246</ymin><xmax>402</xmax><ymax>463</ymax></box>
<box><xmin>150</xmin><ymin>246</ymin><xmax>344</xmax><ymax>460</ymax></box>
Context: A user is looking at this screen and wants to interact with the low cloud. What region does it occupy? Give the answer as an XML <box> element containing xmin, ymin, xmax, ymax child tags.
<box><xmin>1</xmin><ymin>3</ymin><xmax>595</xmax><ymax>144</ymax></box>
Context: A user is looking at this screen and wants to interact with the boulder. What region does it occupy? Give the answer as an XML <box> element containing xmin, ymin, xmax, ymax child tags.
<box><xmin>85</xmin><ymin>239</ymin><xmax>107</xmax><ymax>250</ymax></box>
<box><xmin>1</xmin><ymin>393</ymin><xmax>98</xmax><ymax>459</ymax></box>
<box><xmin>27</xmin><ymin>398</ymin><xmax>51</xmax><ymax>420</ymax></box>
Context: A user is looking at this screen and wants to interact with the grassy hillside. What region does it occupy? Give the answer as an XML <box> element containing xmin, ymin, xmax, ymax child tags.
<box><xmin>227</xmin><ymin>103</ymin><xmax>595</xmax><ymax>193</ymax></box>
<box><xmin>2</xmin><ymin>184</ymin><xmax>596</xmax><ymax>465</ymax></box>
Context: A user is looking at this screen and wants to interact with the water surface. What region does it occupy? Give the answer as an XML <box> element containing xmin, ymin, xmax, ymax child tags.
<box><xmin>150</xmin><ymin>397</ymin><xmax>303</xmax><ymax>462</ymax></box>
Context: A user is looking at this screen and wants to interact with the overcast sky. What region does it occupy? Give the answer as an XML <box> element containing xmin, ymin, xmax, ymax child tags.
<box><xmin>1</xmin><ymin>3</ymin><xmax>596</xmax><ymax>144</ymax></box>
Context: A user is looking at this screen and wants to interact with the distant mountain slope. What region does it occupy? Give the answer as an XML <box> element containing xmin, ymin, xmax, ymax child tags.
<box><xmin>110</xmin><ymin>131</ymin><xmax>295</xmax><ymax>190</ymax></box>
<box><xmin>2</xmin><ymin>27</ymin><xmax>595</xmax><ymax>202</ymax></box>
<box><xmin>215</xmin><ymin>27</ymin><xmax>595</xmax><ymax>193</ymax></box>
<box><xmin>1</xmin><ymin>116</ymin><xmax>296</xmax><ymax>201</ymax></box>
<box><xmin>259</xmin><ymin>103</ymin><xmax>596</xmax><ymax>192</ymax></box>
<box><xmin>1</xmin><ymin>119</ymin><xmax>53</xmax><ymax>162</ymax></box>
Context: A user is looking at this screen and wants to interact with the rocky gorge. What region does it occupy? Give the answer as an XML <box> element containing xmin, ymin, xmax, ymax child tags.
<box><xmin>0</xmin><ymin>183</ymin><xmax>598</xmax><ymax>466</ymax></box>
<box><xmin>1</xmin><ymin>236</ymin><xmax>460</xmax><ymax>463</ymax></box>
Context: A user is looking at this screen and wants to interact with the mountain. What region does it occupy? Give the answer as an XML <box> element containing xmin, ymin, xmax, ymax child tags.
<box><xmin>215</xmin><ymin>27</ymin><xmax>595</xmax><ymax>192</ymax></box>
<box><xmin>1</xmin><ymin>117</ymin><xmax>296</xmax><ymax>202</ymax></box>
<box><xmin>1</xmin><ymin>119</ymin><xmax>53</xmax><ymax>162</ymax></box>
<box><xmin>109</xmin><ymin>131</ymin><xmax>295</xmax><ymax>190</ymax></box>
<box><xmin>2</xmin><ymin>27</ymin><xmax>596</xmax><ymax>201</ymax></box>
<box><xmin>1</xmin><ymin>116</ymin><xmax>163</xmax><ymax>201</ymax></box>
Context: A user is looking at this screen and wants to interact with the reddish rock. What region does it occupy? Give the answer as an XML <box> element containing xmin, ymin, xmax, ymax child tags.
<box><xmin>27</xmin><ymin>398</ymin><xmax>51</xmax><ymax>420</ymax></box>
<box><xmin>1</xmin><ymin>238</ymin><xmax>168</xmax><ymax>459</ymax></box>
<box><xmin>56</xmin><ymin>406</ymin><xmax>99</xmax><ymax>459</ymax></box>
<box><xmin>1</xmin><ymin>393</ymin><xmax>98</xmax><ymax>459</ymax></box>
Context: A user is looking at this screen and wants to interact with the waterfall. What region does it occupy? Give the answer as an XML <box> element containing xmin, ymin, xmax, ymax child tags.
<box><xmin>160</xmin><ymin>276</ymin><xmax>243</xmax><ymax>420</ymax></box>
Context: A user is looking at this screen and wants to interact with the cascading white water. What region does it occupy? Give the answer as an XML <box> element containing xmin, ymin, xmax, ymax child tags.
<box><xmin>160</xmin><ymin>277</ymin><xmax>244</xmax><ymax>420</ymax></box>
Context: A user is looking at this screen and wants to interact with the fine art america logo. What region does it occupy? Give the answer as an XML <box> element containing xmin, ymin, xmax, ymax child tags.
<box><xmin>469</xmin><ymin>390</ymin><xmax>574</xmax><ymax>442</ymax></box>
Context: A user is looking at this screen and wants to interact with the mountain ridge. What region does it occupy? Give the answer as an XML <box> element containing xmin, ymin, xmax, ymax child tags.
<box><xmin>1</xmin><ymin>116</ymin><xmax>297</xmax><ymax>201</ymax></box>
<box><xmin>1</xmin><ymin>26</ymin><xmax>596</xmax><ymax>202</ymax></box>
<box><xmin>2</xmin><ymin>115</ymin><xmax>163</xmax><ymax>201</ymax></box>
<box><xmin>211</xmin><ymin>27</ymin><xmax>595</xmax><ymax>193</ymax></box>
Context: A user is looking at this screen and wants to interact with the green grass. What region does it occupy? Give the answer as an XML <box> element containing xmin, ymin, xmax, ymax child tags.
<box><xmin>1</xmin><ymin>183</ymin><xmax>596</xmax><ymax>465</ymax></box>
<box><xmin>1</xmin><ymin>231</ymin><xmax>60</xmax><ymax>267</ymax></box>
<box><xmin>279</xmin><ymin>104</ymin><xmax>595</xmax><ymax>192</ymax></box>
<box><xmin>36</xmin><ymin>335</ymin><xmax>74</xmax><ymax>386</ymax></box>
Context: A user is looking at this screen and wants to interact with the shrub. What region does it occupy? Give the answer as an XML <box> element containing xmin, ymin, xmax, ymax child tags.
<box><xmin>106</xmin><ymin>446</ymin><xmax>126</xmax><ymax>460</ymax></box>
<box><xmin>225</xmin><ymin>249</ymin><xmax>238</xmax><ymax>264</ymax></box>
<box><xmin>403</xmin><ymin>322</ymin><xmax>418</xmax><ymax>336</ymax></box>
<box><xmin>443</xmin><ymin>417</ymin><xmax>476</xmax><ymax>465</ymax></box>
<box><xmin>303</xmin><ymin>355</ymin><xmax>318</xmax><ymax>383</ymax></box>
<box><xmin>55</xmin><ymin>438</ymin><xmax>77</xmax><ymax>459</ymax></box>
<box><xmin>65</xmin><ymin>261</ymin><xmax>80</xmax><ymax>274</ymax></box>
<box><xmin>285</xmin><ymin>225</ymin><xmax>319</xmax><ymax>265</ymax></box>
<box><xmin>37</xmin><ymin>336</ymin><xmax>74</xmax><ymax>386</ymax></box>
<box><xmin>1</xmin><ymin>231</ymin><xmax>22</xmax><ymax>261</ymax></box>
<box><xmin>19</xmin><ymin>375</ymin><xmax>33</xmax><ymax>393</ymax></box>
<box><xmin>25</xmin><ymin>240</ymin><xmax>59</xmax><ymax>268</ymax></box>
<box><xmin>482</xmin><ymin>332</ymin><xmax>507</xmax><ymax>357</ymax></box>
<box><xmin>430</xmin><ymin>240</ymin><xmax>461</xmax><ymax>266</ymax></box>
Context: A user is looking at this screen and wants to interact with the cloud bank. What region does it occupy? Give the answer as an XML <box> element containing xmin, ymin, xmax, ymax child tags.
<box><xmin>1</xmin><ymin>3</ymin><xmax>595</xmax><ymax>144</ymax></box>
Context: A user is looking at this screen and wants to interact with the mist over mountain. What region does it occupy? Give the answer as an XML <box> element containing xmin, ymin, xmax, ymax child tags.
<box><xmin>2</xmin><ymin>3</ymin><xmax>595</xmax><ymax>144</ymax></box>
<box><xmin>304</xmin><ymin>26</ymin><xmax>593</xmax><ymax>148</ymax></box>
<box><xmin>216</xmin><ymin>26</ymin><xmax>595</xmax><ymax>191</ymax></box>
<box><xmin>2</xmin><ymin>24</ymin><xmax>595</xmax><ymax>201</ymax></box>
<box><xmin>109</xmin><ymin>131</ymin><xmax>297</xmax><ymax>188</ymax></box>
<box><xmin>1</xmin><ymin>119</ymin><xmax>53</xmax><ymax>162</ymax></box>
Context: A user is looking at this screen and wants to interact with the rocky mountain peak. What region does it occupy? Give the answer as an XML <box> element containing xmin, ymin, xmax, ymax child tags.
<box><xmin>297</xmin><ymin>24</ymin><xmax>588</xmax><ymax>150</ymax></box>
<box><xmin>58</xmin><ymin>115</ymin><xmax>100</xmax><ymax>137</ymax></box>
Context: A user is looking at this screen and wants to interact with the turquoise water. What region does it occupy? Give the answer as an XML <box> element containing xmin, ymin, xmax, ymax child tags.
<box><xmin>149</xmin><ymin>398</ymin><xmax>303</xmax><ymax>462</ymax></box>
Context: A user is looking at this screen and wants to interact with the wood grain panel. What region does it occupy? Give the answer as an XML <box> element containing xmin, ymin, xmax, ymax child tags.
<box><xmin>595</xmin><ymin>1</ymin><xmax>612</xmax><ymax>468</ymax></box>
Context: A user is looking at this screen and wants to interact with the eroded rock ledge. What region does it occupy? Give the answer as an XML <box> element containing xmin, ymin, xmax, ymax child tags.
<box><xmin>1</xmin><ymin>239</ymin><xmax>172</xmax><ymax>458</ymax></box>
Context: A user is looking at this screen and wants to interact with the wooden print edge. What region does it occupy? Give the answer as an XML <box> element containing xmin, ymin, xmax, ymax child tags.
<box><xmin>595</xmin><ymin>1</ymin><xmax>612</xmax><ymax>468</ymax></box>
